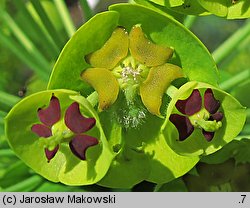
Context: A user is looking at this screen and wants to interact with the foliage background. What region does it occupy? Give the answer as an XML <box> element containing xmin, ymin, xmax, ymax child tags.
<box><xmin>0</xmin><ymin>0</ymin><xmax>249</xmax><ymax>191</ymax></box>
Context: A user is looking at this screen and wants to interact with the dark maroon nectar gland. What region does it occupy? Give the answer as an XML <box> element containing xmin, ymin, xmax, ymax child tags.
<box><xmin>31</xmin><ymin>95</ymin><xmax>98</xmax><ymax>162</ymax></box>
<box><xmin>170</xmin><ymin>88</ymin><xmax>223</xmax><ymax>142</ymax></box>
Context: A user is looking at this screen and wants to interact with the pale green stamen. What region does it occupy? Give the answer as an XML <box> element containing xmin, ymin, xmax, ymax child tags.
<box><xmin>189</xmin><ymin>108</ymin><xmax>222</xmax><ymax>132</ymax></box>
<box><xmin>39</xmin><ymin>119</ymin><xmax>74</xmax><ymax>150</ymax></box>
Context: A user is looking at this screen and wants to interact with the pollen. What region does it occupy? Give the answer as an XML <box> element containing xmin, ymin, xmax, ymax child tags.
<box><xmin>121</xmin><ymin>65</ymin><xmax>142</xmax><ymax>83</ymax></box>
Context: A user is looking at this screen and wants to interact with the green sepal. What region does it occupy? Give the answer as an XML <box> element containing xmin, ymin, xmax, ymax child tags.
<box><xmin>162</xmin><ymin>81</ymin><xmax>246</xmax><ymax>156</ymax></box>
<box><xmin>5</xmin><ymin>89</ymin><xmax>114</xmax><ymax>185</ymax></box>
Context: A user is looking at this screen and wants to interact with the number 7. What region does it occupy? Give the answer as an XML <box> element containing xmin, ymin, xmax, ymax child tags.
<box><xmin>241</xmin><ymin>195</ymin><xmax>246</xmax><ymax>203</ymax></box>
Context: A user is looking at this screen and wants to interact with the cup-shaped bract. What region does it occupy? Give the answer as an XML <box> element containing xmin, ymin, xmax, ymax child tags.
<box><xmin>162</xmin><ymin>81</ymin><xmax>246</xmax><ymax>156</ymax></box>
<box><xmin>5</xmin><ymin>89</ymin><xmax>114</xmax><ymax>185</ymax></box>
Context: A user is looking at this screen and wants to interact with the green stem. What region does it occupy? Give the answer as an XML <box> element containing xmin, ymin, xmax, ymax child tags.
<box><xmin>0</xmin><ymin>149</ymin><xmax>14</xmax><ymax>157</ymax></box>
<box><xmin>219</xmin><ymin>69</ymin><xmax>250</xmax><ymax>91</ymax></box>
<box><xmin>79</xmin><ymin>0</ymin><xmax>94</xmax><ymax>21</ymax></box>
<box><xmin>53</xmin><ymin>0</ymin><xmax>76</xmax><ymax>37</ymax></box>
<box><xmin>30</xmin><ymin>0</ymin><xmax>65</xmax><ymax>49</ymax></box>
<box><xmin>0</xmin><ymin>91</ymin><xmax>21</xmax><ymax>108</ymax></box>
<box><xmin>184</xmin><ymin>15</ymin><xmax>197</xmax><ymax>29</ymax></box>
<box><xmin>212</xmin><ymin>20</ymin><xmax>250</xmax><ymax>64</ymax></box>
<box><xmin>4</xmin><ymin>175</ymin><xmax>44</xmax><ymax>192</ymax></box>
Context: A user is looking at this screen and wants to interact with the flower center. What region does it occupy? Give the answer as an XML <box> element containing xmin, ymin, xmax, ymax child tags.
<box><xmin>189</xmin><ymin>108</ymin><xmax>222</xmax><ymax>132</ymax></box>
<box><xmin>121</xmin><ymin>66</ymin><xmax>141</xmax><ymax>83</ymax></box>
<box><xmin>40</xmin><ymin>119</ymin><xmax>74</xmax><ymax>151</ymax></box>
<box><xmin>112</xmin><ymin>56</ymin><xmax>149</xmax><ymax>128</ymax></box>
<box><xmin>113</xmin><ymin>56</ymin><xmax>149</xmax><ymax>102</ymax></box>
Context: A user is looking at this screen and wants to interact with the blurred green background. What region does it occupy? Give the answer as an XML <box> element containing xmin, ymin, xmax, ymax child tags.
<box><xmin>0</xmin><ymin>0</ymin><xmax>249</xmax><ymax>192</ymax></box>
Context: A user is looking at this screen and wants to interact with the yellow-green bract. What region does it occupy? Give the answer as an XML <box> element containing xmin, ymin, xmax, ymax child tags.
<box><xmin>5</xmin><ymin>89</ymin><xmax>114</xmax><ymax>185</ymax></box>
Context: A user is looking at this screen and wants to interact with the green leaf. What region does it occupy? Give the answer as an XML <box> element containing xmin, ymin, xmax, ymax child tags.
<box><xmin>161</xmin><ymin>0</ymin><xmax>210</xmax><ymax>16</ymax></box>
<box><xmin>166</xmin><ymin>0</ymin><xmax>185</xmax><ymax>7</ymax></box>
<box><xmin>201</xmin><ymin>138</ymin><xmax>250</xmax><ymax>164</ymax></box>
<box><xmin>150</xmin><ymin>0</ymin><xmax>250</xmax><ymax>19</ymax></box>
<box><xmin>154</xmin><ymin>178</ymin><xmax>188</xmax><ymax>192</ymax></box>
<box><xmin>197</xmin><ymin>0</ymin><xmax>228</xmax><ymax>17</ymax></box>
<box><xmin>198</xmin><ymin>0</ymin><xmax>250</xmax><ymax>19</ymax></box>
<box><xmin>0</xmin><ymin>161</ymin><xmax>31</xmax><ymax>188</ymax></box>
<box><xmin>163</xmin><ymin>81</ymin><xmax>246</xmax><ymax>156</ymax></box>
<box><xmin>148</xmin><ymin>0</ymin><xmax>165</xmax><ymax>6</ymax></box>
<box><xmin>134</xmin><ymin>0</ymin><xmax>185</xmax><ymax>23</ymax></box>
<box><xmin>3</xmin><ymin>175</ymin><xmax>44</xmax><ymax>192</ymax></box>
<box><xmin>148</xmin><ymin>0</ymin><xmax>184</xmax><ymax>7</ymax></box>
<box><xmin>5</xmin><ymin>89</ymin><xmax>114</xmax><ymax>185</ymax></box>
<box><xmin>227</xmin><ymin>0</ymin><xmax>250</xmax><ymax>19</ymax></box>
<box><xmin>184</xmin><ymin>159</ymin><xmax>235</xmax><ymax>191</ymax></box>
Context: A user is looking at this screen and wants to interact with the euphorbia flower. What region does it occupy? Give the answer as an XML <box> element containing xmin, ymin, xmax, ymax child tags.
<box><xmin>6</xmin><ymin>89</ymin><xmax>114</xmax><ymax>185</ymax></box>
<box><xmin>163</xmin><ymin>81</ymin><xmax>246</xmax><ymax>156</ymax></box>
<box><xmin>45</xmin><ymin>4</ymin><xmax>245</xmax><ymax>188</ymax></box>
<box><xmin>169</xmin><ymin>88</ymin><xmax>223</xmax><ymax>142</ymax></box>
<box><xmin>81</xmin><ymin>25</ymin><xmax>183</xmax><ymax>118</ymax></box>
<box><xmin>31</xmin><ymin>95</ymin><xmax>98</xmax><ymax>162</ymax></box>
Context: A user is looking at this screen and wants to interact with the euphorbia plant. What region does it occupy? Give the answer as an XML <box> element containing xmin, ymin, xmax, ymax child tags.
<box><xmin>4</xmin><ymin>3</ymin><xmax>246</xmax><ymax>188</ymax></box>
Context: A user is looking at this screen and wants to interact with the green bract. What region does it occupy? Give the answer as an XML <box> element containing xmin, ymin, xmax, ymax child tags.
<box><xmin>5</xmin><ymin>89</ymin><xmax>114</xmax><ymax>185</ymax></box>
<box><xmin>47</xmin><ymin>4</ymin><xmax>208</xmax><ymax>187</ymax></box>
<box><xmin>144</xmin><ymin>0</ymin><xmax>250</xmax><ymax>19</ymax></box>
<box><xmin>4</xmin><ymin>3</ymin><xmax>246</xmax><ymax>189</ymax></box>
<box><xmin>162</xmin><ymin>81</ymin><xmax>246</xmax><ymax>156</ymax></box>
<box><xmin>97</xmin><ymin>112</ymin><xmax>199</xmax><ymax>188</ymax></box>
